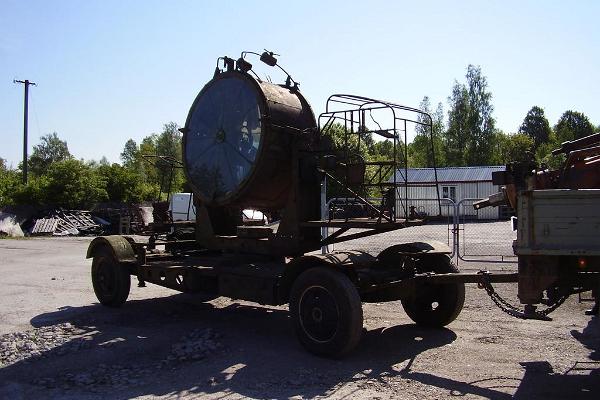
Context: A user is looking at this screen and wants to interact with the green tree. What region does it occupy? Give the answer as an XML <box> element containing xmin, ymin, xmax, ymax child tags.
<box><xmin>140</xmin><ymin>134</ymin><xmax>158</xmax><ymax>155</ymax></box>
<box><xmin>445</xmin><ymin>65</ymin><xmax>496</xmax><ymax>166</ymax></box>
<box><xmin>373</xmin><ymin>140</ymin><xmax>394</xmax><ymax>160</ymax></box>
<box><xmin>0</xmin><ymin>161</ymin><xmax>21</xmax><ymax>206</ymax></box>
<box><xmin>10</xmin><ymin>176</ymin><xmax>50</xmax><ymax>206</ymax></box>
<box><xmin>499</xmin><ymin>133</ymin><xmax>534</xmax><ymax>164</ymax></box>
<box><xmin>486</xmin><ymin>131</ymin><xmax>506</xmax><ymax>165</ymax></box>
<box><xmin>321</xmin><ymin>122</ymin><xmax>377</xmax><ymax>198</ymax></box>
<box><xmin>97</xmin><ymin>163</ymin><xmax>158</xmax><ymax>203</ymax></box>
<box><xmin>138</xmin><ymin>134</ymin><xmax>159</xmax><ymax>186</ymax></box>
<box><xmin>124</xmin><ymin>123</ymin><xmax>185</xmax><ymax>197</ymax></box>
<box><xmin>464</xmin><ymin>65</ymin><xmax>495</xmax><ymax>165</ymax></box>
<box><xmin>322</xmin><ymin>122</ymin><xmax>373</xmax><ymax>159</ymax></box>
<box><xmin>519</xmin><ymin>106</ymin><xmax>551</xmax><ymax>149</ymax></box>
<box><xmin>155</xmin><ymin>122</ymin><xmax>184</xmax><ymax>194</ymax></box>
<box><xmin>445</xmin><ymin>82</ymin><xmax>469</xmax><ymax>165</ymax></box>
<box><xmin>120</xmin><ymin>139</ymin><xmax>139</xmax><ymax>168</ymax></box>
<box><xmin>43</xmin><ymin>159</ymin><xmax>108</xmax><ymax>208</ymax></box>
<box><xmin>127</xmin><ymin>127</ymin><xmax>181</xmax><ymax>199</ymax></box>
<box><xmin>9</xmin><ymin>159</ymin><xmax>107</xmax><ymax>208</ymax></box>
<box><xmin>533</xmin><ymin>129</ymin><xmax>568</xmax><ymax>169</ymax></box>
<box><xmin>28</xmin><ymin>132</ymin><xmax>72</xmax><ymax>176</ymax></box>
<box><xmin>554</xmin><ymin>110</ymin><xmax>595</xmax><ymax>143</ymax></box>
<box><xmin>411</xmin><ymin>97</ymin><xmax>446</xmax><ymax>167</ymax></box>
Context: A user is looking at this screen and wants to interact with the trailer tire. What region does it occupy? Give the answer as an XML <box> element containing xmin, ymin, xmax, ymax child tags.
<box><xmin>289</xmin><ymin>267</ymin><xmax>363</xmax><ymax>357</ymax></box>
<box><xmin>401</xmin><ymin>255</ymin><xmax>464</xmax><ymax>327</ymax></box>
<box><xmin>91</xmin><ymin>247</ymin><xmax>131</xmax><ymax>307</ymax></box>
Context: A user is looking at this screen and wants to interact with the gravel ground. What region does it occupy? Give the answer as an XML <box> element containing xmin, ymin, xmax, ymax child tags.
<box><xmin>0</xmin><ymin>235</ymin><xmax>598</xmax><ymax>399</ymax></box>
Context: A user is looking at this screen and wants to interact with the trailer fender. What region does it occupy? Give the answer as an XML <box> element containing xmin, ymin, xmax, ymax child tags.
<box><xmin>377</xmin><ymin>240</ymin><xmax>451</xmax><ymax>263</ymax></box>
<box><xmin>277</xmin><ymin>251</ymin><xmax>375</xmax><ymax>304</ymax></box>
<box><xmin>86</xmin><ymin>236</ymin><xmax>137</xmax><ymax>264</ymax></box>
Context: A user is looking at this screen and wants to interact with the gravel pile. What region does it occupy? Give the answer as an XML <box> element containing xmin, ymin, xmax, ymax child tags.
<box><xmin>0</xmin><ymin>323</ymin><xmax>89</xmax><ymax>367</ymax></box>
<box><xmin>31</xmin><ymin>327</ymin><xmax>223</xmax><ymax>391</ymax></box>
<box><xmin>35</xmin><ymin>364</ymin><xmax>151</xmax><ymax>390</ymax></box>
<box><xmin>168</xmin><ymin>328</ymin><xmax>222</xmax><ymax>362</ymax></box>
<box><xmin>2</xmin><ymin>322</ymin><xmax>223</xmax><ymax>392</ymax></box>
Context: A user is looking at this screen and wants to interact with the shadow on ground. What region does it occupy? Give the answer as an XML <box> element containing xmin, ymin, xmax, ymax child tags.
<box><xmin>0</xmin><ymin>295</ymin><xmax>598</xmax><ymax>399</ymax></box>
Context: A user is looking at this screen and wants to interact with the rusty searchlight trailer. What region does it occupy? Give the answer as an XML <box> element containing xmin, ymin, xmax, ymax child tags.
<box><xmin>88</xmin><ymin>50</ymin><xmax>591</xmax><ymax>357</ymax></box>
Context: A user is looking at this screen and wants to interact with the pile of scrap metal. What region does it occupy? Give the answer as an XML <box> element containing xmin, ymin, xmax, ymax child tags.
<box><xmin>31</xmin><ymin>209</ymin><xmax>105</xmax><ymax>236</ymax></box>
<box><xmin>0</xmin><ymin>204</ymin><xmax>157</xmax><ymax>237</ymax></box>
<box><xmin>90</xmin><ymin>204</ymin><xmax>154</xmax><ymax>235</ymax></box>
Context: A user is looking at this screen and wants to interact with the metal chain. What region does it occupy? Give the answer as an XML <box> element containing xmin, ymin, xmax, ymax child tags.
<box><xmin>477</xmin><ymin>272</ymin><xmax>569</xmax><ymax>320</ymax></box>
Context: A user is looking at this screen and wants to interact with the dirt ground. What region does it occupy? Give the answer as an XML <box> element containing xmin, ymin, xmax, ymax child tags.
<box><xmin>0</xmin><ymin>236</ymin><xmax>598</xmax><ymax>399</ymax></box>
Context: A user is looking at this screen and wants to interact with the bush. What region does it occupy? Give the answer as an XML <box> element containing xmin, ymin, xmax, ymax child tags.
<box><xmin>43</xmin><ymin>159</ymin><xmax>108</xmax><ymax>208</ymax></box>
<box><xmin>97</xmin><ymin>163</ymin><xmax>161</xmax><ymax>204</ymax></box>
<box><xmin>0</xmin><ymin>168</ymin><xmax>23</xmax><ymax>207</ymax></box>
<box><xmin>7</xmin><ymin>159</ymin><xmax>108</xmax><ymax>209</ymax></box>
<box><xmin>10</xmin><ymin>175</ymin><xmax>50</xmax><ymax>206</ymax></box>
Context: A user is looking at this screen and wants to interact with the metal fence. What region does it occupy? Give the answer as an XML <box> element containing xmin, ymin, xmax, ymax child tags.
<box><xmin>455</xmin><ymin>198</ymin><xmax>517</xmax><ymax>263</ymax></box>
<box><xmin>321</xmin><ymin>197</ymin><xmax>517</xmax><ymax>265</ymax></box>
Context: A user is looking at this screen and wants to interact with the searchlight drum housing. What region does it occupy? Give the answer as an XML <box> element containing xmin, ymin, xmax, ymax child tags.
<box><xmin>182</xmin><ymin>51</ymin><xmax>316</xmax><ymax>210</ymax></box>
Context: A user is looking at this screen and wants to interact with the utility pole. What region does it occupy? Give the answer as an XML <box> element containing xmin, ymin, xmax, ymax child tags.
<box><xmin>14</xmin><ymin>79</ymin><xmax>36</xmax><ymax>184</ymax></box>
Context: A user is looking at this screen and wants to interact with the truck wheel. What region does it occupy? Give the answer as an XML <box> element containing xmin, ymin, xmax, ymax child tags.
<box><xmin>91</xmin><ymin>247</ymin><xmax>131</xmax><ymax>307</ymax></box>
<box><xmin>289</xmin><ymin>267</ymin><xmax>363</xmax><ymax>357</ymax></box>
<box><xmin>401</xmin><ymin>255</ymin><xmax>464</xmax><ymax>327</ymax></box>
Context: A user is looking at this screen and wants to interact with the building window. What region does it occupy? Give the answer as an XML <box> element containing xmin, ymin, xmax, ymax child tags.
<box><xmin>442</xmin><ymin>186</ymin><xmax>456</xmax><ymax>201</ymax></box>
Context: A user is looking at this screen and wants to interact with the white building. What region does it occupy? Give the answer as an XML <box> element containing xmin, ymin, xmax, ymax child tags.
<box><xmin>391</xmin><ymin>166</ymin><xmax>509</xmax><ymax>220</ymax></box>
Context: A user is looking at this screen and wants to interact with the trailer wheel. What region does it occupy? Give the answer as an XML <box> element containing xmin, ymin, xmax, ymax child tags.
<box><xmin>289</xmin><ymin>267</ymin><xmax>363</xmax><ymax>357</ymax></box>
<box><xmin>91</xmin><ymin>247</ymin><xmax>131</xmax><ymax>307</ymax></box>
<box><xmin>401</xmin><ymin>255</ymin><xmax>464</xmax><ymax>327</ymax></box>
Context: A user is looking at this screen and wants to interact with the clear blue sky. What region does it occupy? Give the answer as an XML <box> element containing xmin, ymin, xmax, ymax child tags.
<box><xmin>2</xmin><ymin>0</ymin><xmax>599</xmax><ymax>167</ymax></box>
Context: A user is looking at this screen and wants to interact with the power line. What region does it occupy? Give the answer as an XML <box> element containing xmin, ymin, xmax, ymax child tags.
<box><xmin>13</xmin><ymin>79</ymin><xmax>37</xmax><ymax>184</ymax></box>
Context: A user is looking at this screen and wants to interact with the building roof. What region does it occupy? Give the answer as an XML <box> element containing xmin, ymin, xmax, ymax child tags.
<box><xmin>392</xmin><ymin>166</ymin><xmax>505</xmax><ymax>183</ymax></box>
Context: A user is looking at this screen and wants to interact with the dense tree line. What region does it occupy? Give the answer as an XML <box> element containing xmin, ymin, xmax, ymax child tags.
<box><xmin>1</xmin><ymin>64</ymin><xmax>598</xmax><ymax>209</ymax></box>
<box><xmin>0</xmin><ymin>123</ymin><xmax>184</xmax><ymax>209</ymax></box>
<box><xmin>407</xmin><ymin>64</ymin><xmax>598</xmax><ymax>169</ymax></box>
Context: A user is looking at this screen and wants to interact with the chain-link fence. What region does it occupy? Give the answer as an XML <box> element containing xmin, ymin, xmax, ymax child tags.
<box><xmin>321</xmin><ymin>197</ymin><xmax>517</xmax><ymax>267</ymax></box>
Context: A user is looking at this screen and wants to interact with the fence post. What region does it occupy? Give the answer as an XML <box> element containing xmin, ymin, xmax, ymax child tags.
<box><xmin>453</xmin><ymin>199</ymin><xmax>459</xmax><ymax>264</ymax></box>
<box><xmin>320</xmin><ymin>178</ymin><xmax>328</xmax><ymax>254</ymax></box>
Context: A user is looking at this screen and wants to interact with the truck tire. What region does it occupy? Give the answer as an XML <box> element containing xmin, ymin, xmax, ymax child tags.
<box><xmin>289</xmin><ymin>267</ymin><xmax>363</xmax><ymax>357</ymax></box>
<box><xmin>401</xmin><ymin>255</ymin><xmax>464</xmax><ymax>327</ymax></box>
<box><xmin>91</xmin><ymin>247</ymin><xmax>131</xmax><ymax>307</ymax></box>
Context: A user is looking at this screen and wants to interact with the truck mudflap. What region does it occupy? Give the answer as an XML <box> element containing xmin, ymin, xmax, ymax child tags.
<box><xmin>86</xmin><ymin>235</ymin><xmax>137</xmax><ymax>264</ymax></box>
